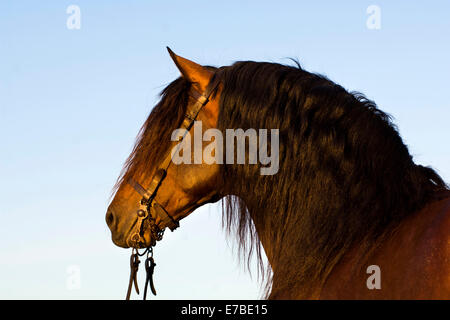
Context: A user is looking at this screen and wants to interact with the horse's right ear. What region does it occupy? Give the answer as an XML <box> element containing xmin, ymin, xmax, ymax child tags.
<box><xmin>166</xmin><ymin>47</ymin><xmax>213</xmax><ymax>93</ymax></box>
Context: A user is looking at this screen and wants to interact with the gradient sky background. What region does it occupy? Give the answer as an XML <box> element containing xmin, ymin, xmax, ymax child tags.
<box><xmin>1</xmin><ymin>1</ymin><xmax>449</xmax><ymax>299</ymax></box>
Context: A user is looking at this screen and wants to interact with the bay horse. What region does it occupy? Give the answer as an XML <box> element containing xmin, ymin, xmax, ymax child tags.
<box><xmin>106</xmin><ymin>48</ymin><xmax>450</xmax><ymax>299</ymax></box>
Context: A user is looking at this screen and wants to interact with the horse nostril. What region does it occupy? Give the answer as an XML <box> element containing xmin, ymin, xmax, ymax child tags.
<box><xmin>106</xmin><ymin>210</ymin><xmax>115</xmax><ymax>227</ymax></box>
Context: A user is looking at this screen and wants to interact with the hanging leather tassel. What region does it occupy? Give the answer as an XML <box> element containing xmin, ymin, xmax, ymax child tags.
<box><xmin>126</xmin><ymin>250</ymin><xmax>141</xmax><ymax>300</ymax></box>
<box><xmin>143</xmin><ymin>255</ymin><xmax>157</xmax><ymax>300</ymax></box>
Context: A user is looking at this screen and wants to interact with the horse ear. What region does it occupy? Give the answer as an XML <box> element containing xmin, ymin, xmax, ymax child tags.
<box><xmin>166</xmin><ymin>47</ymin><xmax>213</xmax><ymax>93</ymax></box>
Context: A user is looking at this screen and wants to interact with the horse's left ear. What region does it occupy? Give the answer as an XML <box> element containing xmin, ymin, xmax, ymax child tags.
<box><xmin>166</xmin><ymin>47</ymin><xmax>213</xmax><ymax>93</ymax></box>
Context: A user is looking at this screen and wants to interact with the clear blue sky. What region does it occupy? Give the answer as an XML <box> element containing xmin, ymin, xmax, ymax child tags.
<box><xmin>1</xmin><ymin>0</ymin><xmax>449</xmax><ymax>299</ymax></box>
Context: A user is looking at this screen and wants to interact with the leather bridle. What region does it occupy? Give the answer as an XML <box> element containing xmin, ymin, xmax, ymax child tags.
<box><xmin>125</xmin><ymin>71</ymin><xmax>222</xmax><ymax>300</ymax></box>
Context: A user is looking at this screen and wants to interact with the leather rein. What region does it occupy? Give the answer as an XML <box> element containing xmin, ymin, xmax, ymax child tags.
<box><xmin>125</xmin><ymin>72</ymin><xmax>222</xmax><ymax>300</ymax></box>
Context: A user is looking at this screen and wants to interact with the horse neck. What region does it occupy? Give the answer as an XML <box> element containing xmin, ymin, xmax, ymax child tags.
<box><xmin>244</xmin><ymin>203</ymin><xmax>322</xmax><ymax>299</ymax></box>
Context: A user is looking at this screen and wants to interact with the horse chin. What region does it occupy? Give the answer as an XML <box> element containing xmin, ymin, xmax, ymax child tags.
<box><xmin>112</xmin><ymin>234</ymin><xmax>130</xmax><ymax>249</ymax></box>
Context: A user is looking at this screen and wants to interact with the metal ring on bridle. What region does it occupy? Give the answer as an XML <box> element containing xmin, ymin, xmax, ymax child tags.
<box><xmin>137</xmin><ymin>209</ymin><xmax>147</xmax><ymax>219</ymax></box>
<box><xmin>130</xmin><ymin>233</ymin><xmax>141</xmax><ymax>243</ymax></box>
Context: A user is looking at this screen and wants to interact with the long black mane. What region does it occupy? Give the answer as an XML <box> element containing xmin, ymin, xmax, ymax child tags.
<box><xmin>115</xmin><ymin>60</ymin><xmax>447</xmax><ymax>299</ymax></box>
<box><xmin>217</xmin><ymin>61</ymin><xmax>447</xmax><ymax>298</ymax></box>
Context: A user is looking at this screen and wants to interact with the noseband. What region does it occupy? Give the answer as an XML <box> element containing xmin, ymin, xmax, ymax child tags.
<box><xmin>125</xmin><ymin>72</ymin><xmax>222</xmax><ymax>300</ymax></box>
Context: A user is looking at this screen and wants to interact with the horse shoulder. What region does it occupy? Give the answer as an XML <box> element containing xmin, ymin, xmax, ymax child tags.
<box><xmin>319</xmin><ymin>194</ymin><xmax>450</xmax><ymax>299</ymax></box>
<box><xmin>414</xmin><ymin>194</ymin><xmax>450</xmax><ymax>298</ymax></box>
<box><xmin>430</xmin><ymin>196</ymin><xmax>450</xmax><ymax>295</ymax></box>
<box><xmin>321</xmin><ymin>194</ymin><xmax>450</xmax><ymax>299</ymax></box>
